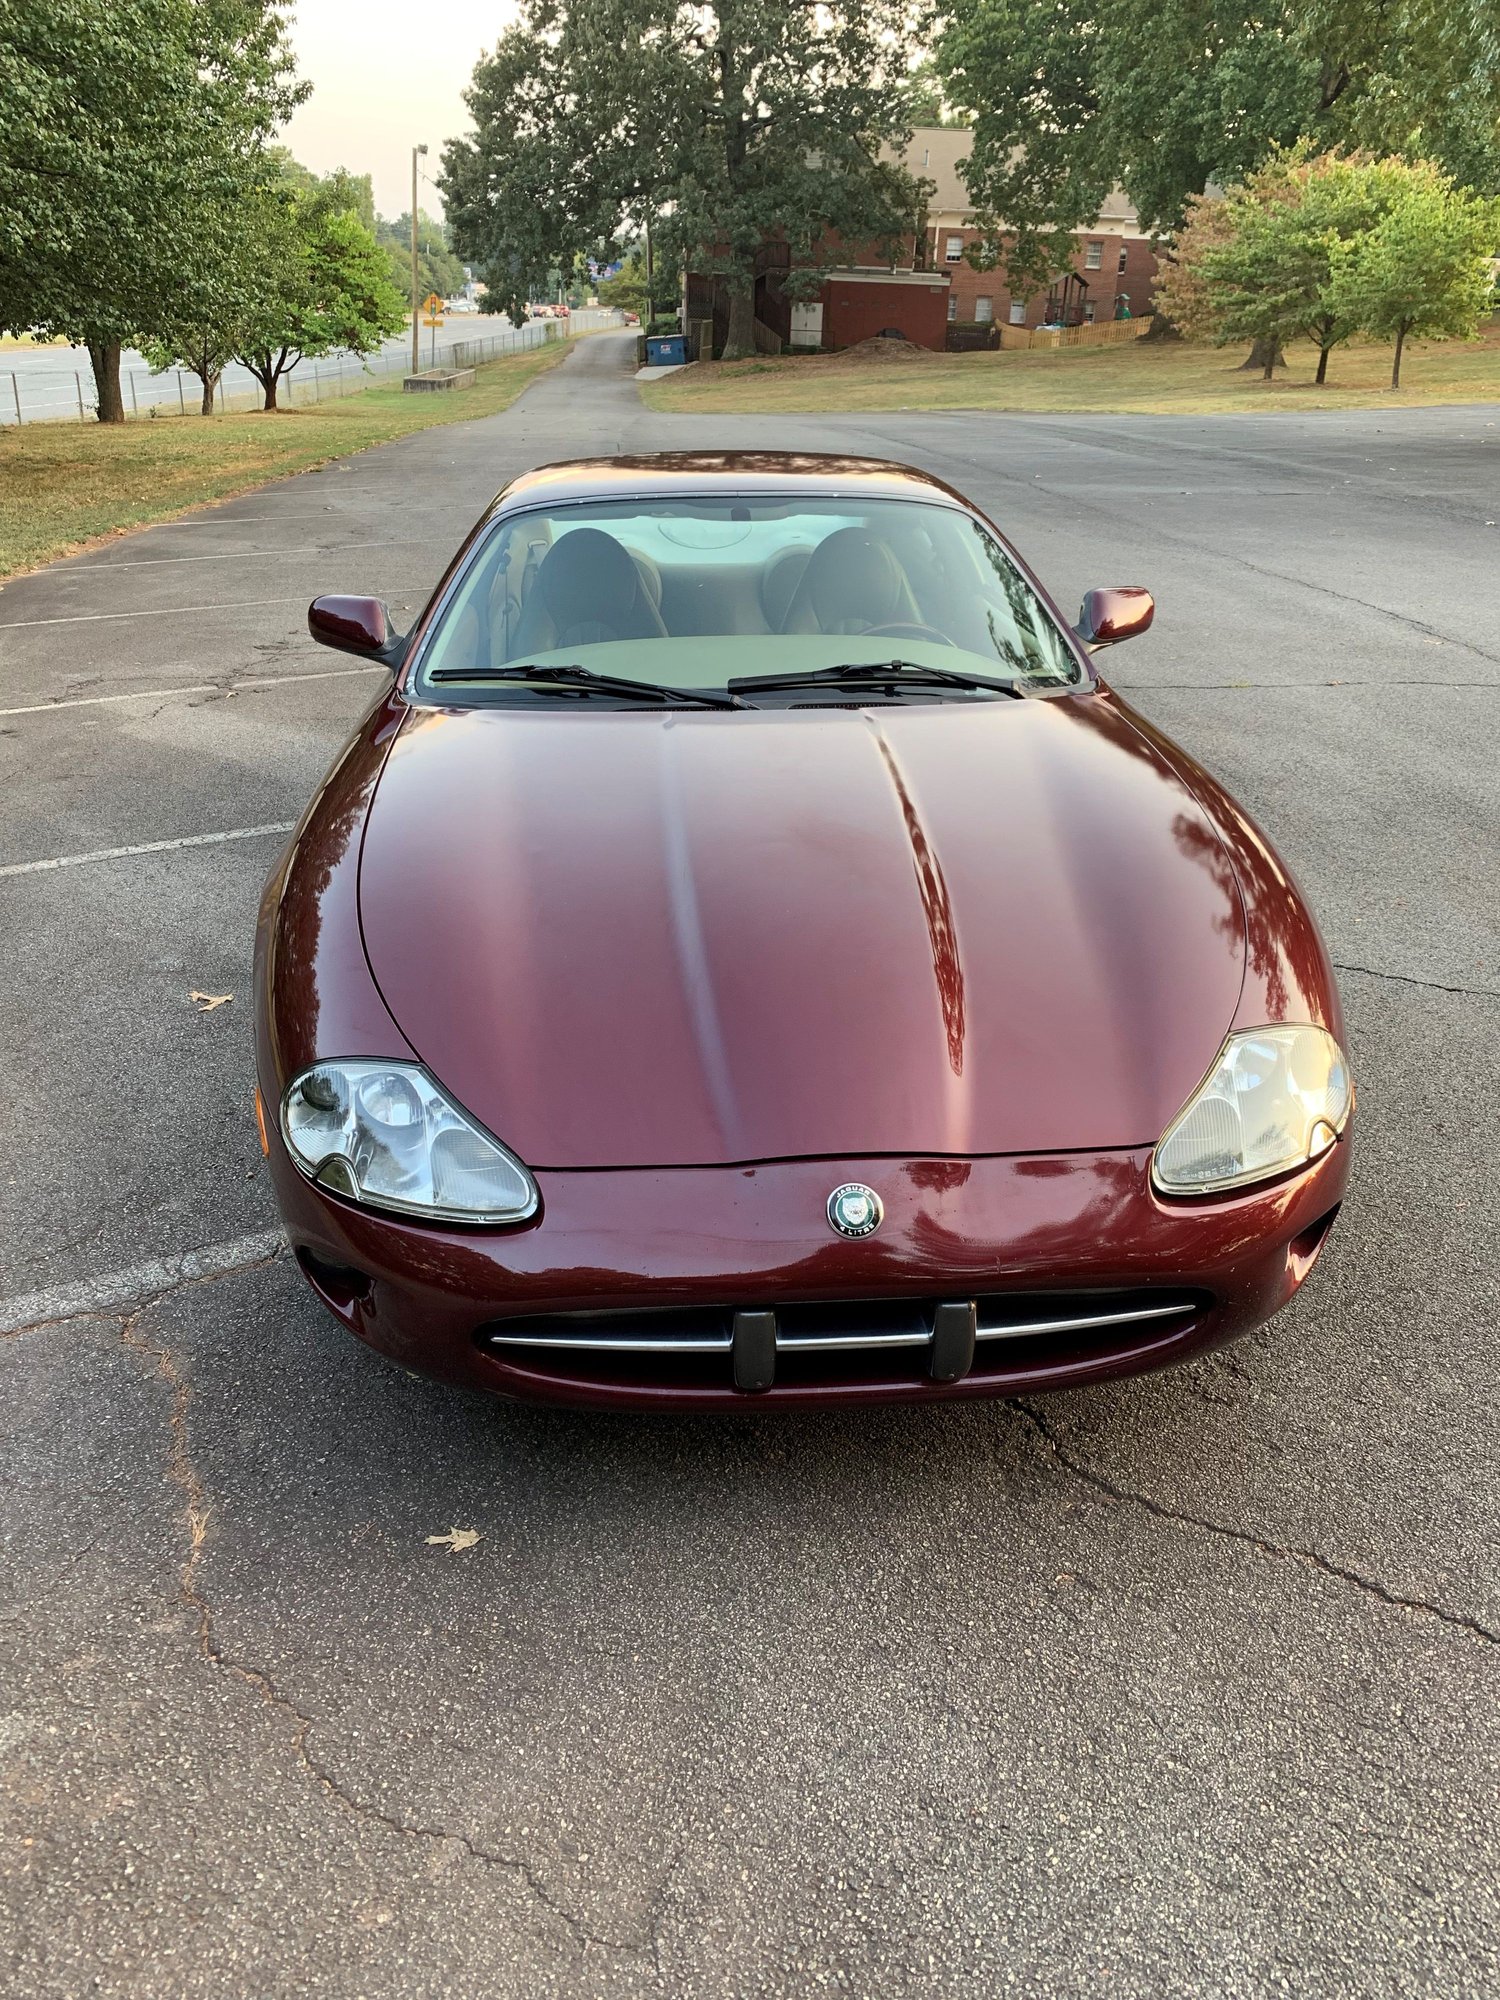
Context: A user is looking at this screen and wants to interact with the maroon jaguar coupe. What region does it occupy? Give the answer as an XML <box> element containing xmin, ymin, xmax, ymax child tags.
<box><xmin>254</xmin><ymin>454</ymin><xmax>1352</xmax><ymax>1408</ymax></box>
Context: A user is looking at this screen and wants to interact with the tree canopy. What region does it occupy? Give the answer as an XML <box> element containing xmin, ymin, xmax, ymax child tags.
<box><xmin>1325</xmin><ymin>163</ymin><xmax>1499</xmax><ymax>385</ymax></box>
<box><xmin>441</xmin><ymin>0</ymin><xmax>932</xmax><ymax>357</ymax></box>
<box><xmin>374</xmin><ymin>211</ymin><xmax>467</xmax><ymax>309</ymax></box>
<box><xmin>234</xmin><ymin>169</ymin><xmax>407</xmax><ymax>408</ymax></box>
<box><xmin>0</xmin><ymin>0</ymin><xmax>305</xmax><ymax>418</ymax></box>
<box><xmin>938</xmin><ymin>0</ymin><xmax>1500</xmax><ymax>295</ymax></box>
<box><xmin>1158</xmin><ymin>150</ymin><xmax>1498</xmax><ymax>386</ymax></box>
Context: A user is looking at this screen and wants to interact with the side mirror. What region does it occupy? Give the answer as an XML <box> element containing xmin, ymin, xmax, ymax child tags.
<box><xmin>1076</xmin><ymin>586</ymin><xmax>1154</xmax><ymax>651</ymax></box>
<box><xmin>308</xmin><ymin>594</ymin><xmax>403</xmax><ymax>668</ymax></box>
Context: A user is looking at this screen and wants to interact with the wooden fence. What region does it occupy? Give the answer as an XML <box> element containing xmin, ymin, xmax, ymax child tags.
<box><xmin>997</xmin><ymin>315</ymin><xmax>1155</xmax><ymax>352</ymax></box>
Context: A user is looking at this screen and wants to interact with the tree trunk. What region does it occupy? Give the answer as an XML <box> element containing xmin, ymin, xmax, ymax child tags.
<box><xmin>1391</xmin><ymin>325</ymin><xmax>1406</xmax><ymax>390</ymax></box>
<box><xmin>1239</xmin><ymin>338</ymin><xmax>1284</xmax><ymax>375</ymax></box>
<box><xmin>1315</xmin><ymin>344</ymin><xmax>1330</xmax><ymax>385</ymax></box>
<box><xmin>720</xmin><ymin>277</ymin><xmax>757</xmax><ymax>362</ymax></box>
<box><xmin>262</xmin><ymin>370</ymin><xmax>279</xmax><ymax>410</ymax></box>
<box><xmin>87</xmin><ymin>339</ymin><xmax>125</xmax><ymax>423</ymax></box>
<box><xmin>200</xmin><ymin>375</ymin><xmax>217</xmax><ymax>417</ymax></box>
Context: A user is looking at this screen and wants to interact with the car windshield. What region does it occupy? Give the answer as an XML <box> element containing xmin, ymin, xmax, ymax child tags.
<box><xmin>411</xmin><ymin>494</ymin><xmax>1084</xmax><ymax>701</ymax></box>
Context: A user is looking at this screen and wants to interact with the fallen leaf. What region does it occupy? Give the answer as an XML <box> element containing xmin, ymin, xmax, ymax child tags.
<box><xmin>190</xmin><ymin>991</ymin><xmax>233</xmax><ymax>1012</ymax></box>
<box><xmin>427</xmin><ymin>1527</ymin><xmax>481</xmax><ymax>1554</ymax></box>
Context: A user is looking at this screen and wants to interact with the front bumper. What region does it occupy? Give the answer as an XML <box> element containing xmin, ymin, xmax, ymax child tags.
<box><xmin>265</xmin><ymin>1129</ymin><xmax>1350</xmax><ymax>1410</ymax></box>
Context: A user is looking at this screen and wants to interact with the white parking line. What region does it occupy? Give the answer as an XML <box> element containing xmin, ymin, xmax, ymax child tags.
<box><xmin>67</xmin><ymin>538</ymin><xmax>446</xmax><ymax>572</ymax></box>
<box><xmin>0</xmin><ymin>662</ymin><xmax>386</xmax><ymax>718</ymax></box>
<box><xmin>0</xmin><ymin>821</ymin><xmax>295</xmax><ymax>879</ymax></box>
<box><xmin>0</xmin><ymin>1228</ymin><xmax>286</xmax><ymax>1334</ymax></box>
<box><xmin>0</xmin><ymin>596</ymin><xmax>309</xmax><ymax>630</ymax></box>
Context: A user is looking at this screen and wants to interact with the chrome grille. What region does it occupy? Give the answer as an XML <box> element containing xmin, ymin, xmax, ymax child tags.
<box><xmin>478</xmin><ymin>1290</ymin><xmax>1204</xmax><ymax>1392</ymax></box>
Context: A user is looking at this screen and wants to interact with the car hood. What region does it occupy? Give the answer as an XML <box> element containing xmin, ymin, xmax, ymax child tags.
<box><xmin>358</xmin><ymin>697</ymin><xmax>1246</xmax><ymax>1168</ymax></box>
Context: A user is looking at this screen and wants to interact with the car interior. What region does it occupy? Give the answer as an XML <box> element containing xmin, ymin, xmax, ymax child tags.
<box><xmin>420</xmin><ymin>501</ymin><xmax>1080</xmax><ymax>686</ymax></box>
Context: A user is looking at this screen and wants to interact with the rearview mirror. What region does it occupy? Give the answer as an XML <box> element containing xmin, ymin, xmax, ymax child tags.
<box><xmin>308</xmin><ymin>594</ymin><xmax>402</xmax><ymax>667</ymax></box>
<box><xmin>1075</xmin><ymin>586</ymin><xmax>1154</xmax><ymax>651</ymax></box>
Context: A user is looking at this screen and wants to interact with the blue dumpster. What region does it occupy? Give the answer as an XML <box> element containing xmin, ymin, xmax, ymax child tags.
<box><xmin>645</xmin><ymin>334</ymin><xmax>688</xmax><ymax>367</ymax></box>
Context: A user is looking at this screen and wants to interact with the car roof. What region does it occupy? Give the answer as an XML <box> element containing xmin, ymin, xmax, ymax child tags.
<box><xmin>485</xmin><ymin>452</ymin><xmax>974</xmax><ymax>519</ymax></box>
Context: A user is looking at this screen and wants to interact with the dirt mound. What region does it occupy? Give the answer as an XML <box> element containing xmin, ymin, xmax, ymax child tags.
<box><xmin>837</xmin><ymin>336</ymin><xmax>932</xmax><ymax>364</ymax></box>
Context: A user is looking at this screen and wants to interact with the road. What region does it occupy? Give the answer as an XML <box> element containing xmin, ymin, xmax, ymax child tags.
<box><xmin>0</xmin><ymin>312</ymin><xmax>612</xmax><ymax>423</ymax></box>
<box><xmin>2</xmin><ymin>332</ymin><xmax>1496</xmax><ymax>1998</ymax></box>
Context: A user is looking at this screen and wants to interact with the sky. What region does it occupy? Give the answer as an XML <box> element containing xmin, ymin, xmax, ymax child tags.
<box><xmin>280</xmin><ymin>0</ymin><xmax>520</xmax><ymax>220</ymax></box>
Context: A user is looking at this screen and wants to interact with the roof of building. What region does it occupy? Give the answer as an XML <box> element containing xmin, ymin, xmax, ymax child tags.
<box><xmin>898</xmin><ymin>126</ymin><xmax>1143</xmax><ymax>233</ymax></box>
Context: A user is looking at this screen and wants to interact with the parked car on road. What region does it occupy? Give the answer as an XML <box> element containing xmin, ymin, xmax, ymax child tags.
<box><xmin>256</xmin><ymin>454</ymin><xmax>1352</xmax><ymax>1409</ymax></box>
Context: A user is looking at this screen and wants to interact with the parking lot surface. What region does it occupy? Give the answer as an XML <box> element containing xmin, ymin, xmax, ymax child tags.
<box><xmin>2</xmin><ymin>333</ymin><xmax>1496</xmax><ymax>1997</ymax></box>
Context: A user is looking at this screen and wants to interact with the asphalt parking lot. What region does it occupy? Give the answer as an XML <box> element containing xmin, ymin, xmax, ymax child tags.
<box><xmin>3</xmin><ymin>331</ymin><xmax>1496</xmax><ymax>1997</ymax></box>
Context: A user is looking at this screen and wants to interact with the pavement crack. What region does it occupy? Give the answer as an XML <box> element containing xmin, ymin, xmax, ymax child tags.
<box><xmin>1012</xmin><ymin>1399</ymin><xmax>1498</xmax><ymax>1647</ymax></box>
<box><xmin>1331</xmin><ymin>959</ymin><xmax>1498</xmax><ymax>999</ymax></box>
<box><xmin>116</xmin><ymin>1282</ymin><xmax>637</xmax><ymax>1961</ymax></box>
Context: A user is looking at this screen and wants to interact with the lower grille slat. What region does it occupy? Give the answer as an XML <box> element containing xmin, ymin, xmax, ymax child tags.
<box><xmin>975</xmin><ymin>1300</ymin><xmax>1193</xmax><ymax>1342</ymax></box>
<box><xmin>480</xmin><ymin>1289</ymin><xmax>1205</xmax><ymax>1390</ymax></box>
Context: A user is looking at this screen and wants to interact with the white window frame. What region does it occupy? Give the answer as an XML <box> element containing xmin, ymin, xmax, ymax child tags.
<box><xmin>1084</xmin><ymin>240</ymin><xmax>1103</xmax><ymax>270</ymax></box>
<box><xmin>944</xmin><ymin>234</ymin><xmax>963</xmax><ymax>263</ymax></box>
<box><xmin>1008</xmin><ymin>299</ymin><xmax>1026</xmax><ymax>325</ymax></box>
<box><xmin>1118</xmin><ymin>243</ymin><xmax>1129</xmax><ymax>273</ymax></box>
<box><xmin>974</xmin><ymin>296</ymin><xmax>993</xmax><ymax>323</ymax></box>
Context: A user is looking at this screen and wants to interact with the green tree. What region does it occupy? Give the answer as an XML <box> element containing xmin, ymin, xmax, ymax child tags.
<box><xmin>137</xmin><ymin>202</ymin><xmax>264</xmax><ymax>413</ymax></box>
<box><xmin>234</xmin><ymin>175</ymin><xmax>407</xmax><ymax>408</ymax></box>
<box><xmin>0</xmin><ymin>0</ymin><xmax>304</xmax><ymax>420</ymax></box>
<box><xmin>596</xmin><ymin>250</ymin><xmax>652</xmax><ymax>313</ymax></box>
<box><xmin>440</xmin><ymin>0</ymin><xmax>931</xmax><ymax>360</ymax></box>
<box><xmin>1326</xmin><ymin>163</ymin><xmax>1499</xmax><ymax>386</ymax></box>
<box><xmin>1169</xmin><ymin>149</ymin><xmax>1407</xmax><ymax>381</ymax></box>
<box><xmin>375</xmin><ymin>211</ymin><xmax>467</xmax><ymax>309</ymax></box>
<box><xmin>939</xmin><ymin>0</ymin><xmax>1500</xmax><ymax>306</ymax></box>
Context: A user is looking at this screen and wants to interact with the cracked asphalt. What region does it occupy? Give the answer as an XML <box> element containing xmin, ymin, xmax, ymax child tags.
<box><xmin>2</xmin><ymin>333</ymin><xmax>1496</xmax><ymax>1997</ymax></box>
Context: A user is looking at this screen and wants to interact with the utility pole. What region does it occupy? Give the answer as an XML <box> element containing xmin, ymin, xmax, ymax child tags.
<box><xmin>410</xmin><ymin>143</ymin><xmax>428</xmax><ymax>375</ymax></box>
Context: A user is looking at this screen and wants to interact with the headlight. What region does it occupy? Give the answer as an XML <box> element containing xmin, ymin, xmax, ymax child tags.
<box><xmin>1152</xmin><ymin>1025</ymin><xmax>1351</xmax><ymax>1196</ymax></box>
<box><xmin>280</xmin><ymin>1060</ymin><xmax>538</xmax><ymax>1224</ymax></box>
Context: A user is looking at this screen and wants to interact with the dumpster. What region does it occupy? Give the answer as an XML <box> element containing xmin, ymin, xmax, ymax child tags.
<box><xmin>645</xmin><ymin>334</ymin><xmax>687</xmax><ymax>367</ymax></box>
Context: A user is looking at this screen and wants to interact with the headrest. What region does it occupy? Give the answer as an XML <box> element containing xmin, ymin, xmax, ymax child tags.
<box><xmin>540</xmin><ymin>528</ymin><xmax>642</xmax><ymax>619</ymax></box>
<box><xmin>799</xmin><ymin>527</ymin><xmax>906</xmax><ymax>630</ymax></box>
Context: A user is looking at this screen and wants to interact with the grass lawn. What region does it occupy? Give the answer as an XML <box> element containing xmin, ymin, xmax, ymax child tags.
<box><xmin>0</xmin><ymin>339</ymin><xmax>569</xmax><ymax>581</ymax></box>
<box><xmin>638</xmin><ymin>328</ymin><xmax>1500</xmax><ymax>417</ymax></box>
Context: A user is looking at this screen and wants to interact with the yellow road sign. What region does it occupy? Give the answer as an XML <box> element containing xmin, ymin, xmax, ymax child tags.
<box><xmin>422</xmin><ymin>292</ymin><xmax>444</xmax><ymax>315</ymax></box>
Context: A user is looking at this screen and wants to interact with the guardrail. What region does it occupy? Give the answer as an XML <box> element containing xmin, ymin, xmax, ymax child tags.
<box><xmin>0</xmin><ymin>309</ymin><xmax>622</xmax><ymax>427</ymax></box>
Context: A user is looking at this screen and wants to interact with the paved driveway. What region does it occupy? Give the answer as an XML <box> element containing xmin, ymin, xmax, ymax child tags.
<box><xmin>2</xmin><ymin>333</ymin><xmax>1495</xmax><ymax>1998</ymax></box>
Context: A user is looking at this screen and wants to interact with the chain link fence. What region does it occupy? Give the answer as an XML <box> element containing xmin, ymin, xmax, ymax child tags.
<box><xmin>0</xmin><ymin>310</ymin><xmax>621</xmax><ymax>427</ymax></box>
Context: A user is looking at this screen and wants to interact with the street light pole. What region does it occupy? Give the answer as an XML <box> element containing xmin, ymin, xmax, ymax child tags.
<box><xmin>410</xmin><ymin>144</ymin><xmax>428</xmax><ymax>375</ymax></box>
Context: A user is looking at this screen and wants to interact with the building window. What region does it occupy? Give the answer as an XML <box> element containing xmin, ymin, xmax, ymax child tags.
<box><xmin>1118</xmin><ymin>243</ymin><xmax>1128</xmax><ymax>273</ymax></box>
<box><xmin>1085</xmin><ymin>240</ymin><xmax>1103</xmax><ymax>269</ymax></box>
<box><xmin>944</xmin><ymin>234</ymin><xmax>963</xmax><ymax>262</ymax></box>
<box><xmin>974</xmin><ymin>296</ymin><xmax>993</xmax><ymax>322</ymax></box>
<box><xmin>1083</xmin><ymin>301</ymin><xmax>1096</xmax><ymax>323</ymax></box>
<box><xmin>1009</xmin><ymin>299</ymin><xmax>1026</xmax><ymax>325</ymax></box>
<box><xmin>947</xmin><ymin>293</ymin><xmax>957</xmax><ymax>322</ymax></box>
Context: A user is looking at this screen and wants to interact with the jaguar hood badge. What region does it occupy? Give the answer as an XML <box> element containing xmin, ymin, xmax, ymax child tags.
<box><xmin>827</xmin><ymin>1183</ymin><xmax>883</xmax><ymax>1238</ymax></box>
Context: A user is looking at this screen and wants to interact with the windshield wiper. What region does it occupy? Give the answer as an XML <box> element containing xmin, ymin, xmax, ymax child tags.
<box><xmin>427</xmin><ymin>663</ymin><xmax>749</xmax><ymax>709</ymax></box>
<box><xmin>727</xmin><ymin>658</ymin><xmax>1029</xmax><ymax>700</ymax></box>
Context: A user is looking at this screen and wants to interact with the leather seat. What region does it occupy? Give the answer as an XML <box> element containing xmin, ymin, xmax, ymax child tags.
<box><xmin>779</xmin><ymin>527</ymin><xmax>913</xmax><ymax>634</ymax></box>
<box><xmin>509</xmin><ymin>528</ymin><xmax>670</xmax><ymax>654</ymax></box>
<box><xmin>759</xmin><ymin>545</ymin><xmax>812</xmax><ymax>631</ymax></box>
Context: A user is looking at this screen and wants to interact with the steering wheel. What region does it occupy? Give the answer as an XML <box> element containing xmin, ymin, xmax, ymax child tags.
<box><xmin>859</xmin><ymin>622</ymin><xmax>956</xmax><ymax>647</ymax></box>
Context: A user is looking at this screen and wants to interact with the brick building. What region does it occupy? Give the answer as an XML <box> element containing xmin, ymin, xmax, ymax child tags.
<box><xmin>908</xmin><ymin>125</ymin><xmax>1159</xmax><ymax>331</ymax></box>
<box><xmin>684</xmin><ymin>126</ymin><xmax>1160</xmax><ymax>355</ymax></box>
